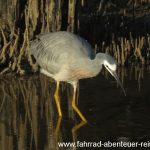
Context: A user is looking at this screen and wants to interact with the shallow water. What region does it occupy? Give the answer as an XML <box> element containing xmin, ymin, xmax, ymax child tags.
<box><xmin>0</xmin><ymin>66</ymin><xmax>150</xmax><ymax>150</ymax></box>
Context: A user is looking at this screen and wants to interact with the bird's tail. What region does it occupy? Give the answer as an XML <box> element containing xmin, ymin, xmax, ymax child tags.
<box><xmin>29</xmin><ymin>38</ymin><xmax>39</xmax><ymax>55</ymax></box>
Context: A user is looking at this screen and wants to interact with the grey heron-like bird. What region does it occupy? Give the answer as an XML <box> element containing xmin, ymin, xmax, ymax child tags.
<box><xmin>29</xmin><ymin>31</ymin><xmax>126</xmax><ymax>122</ymax></box>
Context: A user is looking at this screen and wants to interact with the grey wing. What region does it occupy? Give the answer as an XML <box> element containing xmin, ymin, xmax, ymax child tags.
<box><xmin>29</xmin><ymin>36</ymin><xmax>68</xmax><ymax>74</ymax></box>
<box><xmin>38</xmin><ymin>32</ymin><xmax>95</xmax><ymax>60</ymax></box>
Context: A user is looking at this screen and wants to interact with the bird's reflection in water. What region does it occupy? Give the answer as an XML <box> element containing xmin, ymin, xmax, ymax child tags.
<box><xmin>0</xmin><ymin>74</ymin><xmax>87</xmax><ymax>150</ymax></box>
<box><xmin>0</xmin><ymin>65</ymin><xmax>149</xmax><ymax>149</ymax></box>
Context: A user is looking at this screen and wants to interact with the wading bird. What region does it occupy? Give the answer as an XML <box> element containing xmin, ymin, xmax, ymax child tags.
<box><xmin>29</xmin><ymin>31</ymin><xmax>125</xmax><ymax>122</ymax></box>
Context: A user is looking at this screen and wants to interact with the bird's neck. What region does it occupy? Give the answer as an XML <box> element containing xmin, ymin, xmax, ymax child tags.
<box><xmin>83</xmin><ymin>53</ymin><xmax>104</xmax><ymax>78</ymax></box>
<box><xmin>93</xmin><ymin>53</ymin><xmax>106</xmax><ymax>76</ymax></box>
<box><xmin>93</xmin><ymin>53</ymin><xmax>105</xmax><ymax>75</ymax></box>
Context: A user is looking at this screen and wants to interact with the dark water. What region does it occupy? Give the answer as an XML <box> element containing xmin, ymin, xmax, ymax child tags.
<box><xmin>0</xmin><ymin>66</ymin><xmax>150</xmax><ymax>150</ymax></box>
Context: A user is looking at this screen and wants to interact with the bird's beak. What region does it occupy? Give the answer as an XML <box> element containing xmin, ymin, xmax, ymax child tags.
<box><xmin>106</xmin><ymin>67</ymin><xmax>126</xmax><ymax>96</ymax></box>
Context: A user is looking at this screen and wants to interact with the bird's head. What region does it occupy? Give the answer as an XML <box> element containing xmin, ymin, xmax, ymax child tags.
<box><xmin>102</xmin><ymin>54</ymin><xmax>126</xmax><ymax>96</ymax></box>
<box><xmin>103</xmin><ymin>55</ymin><xmax>117</xmax><ymax>73</ymax></box>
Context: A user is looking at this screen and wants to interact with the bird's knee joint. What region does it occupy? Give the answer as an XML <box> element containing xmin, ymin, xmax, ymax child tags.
<box><xmin>54</xmin><ymin>92</ymin><xmax>59</xmax><ymax>98</ymax></box>
<box><xmin>72</xmin><ymin>101</ymin><xmax>76</xmax><ymax>107</ymax></box>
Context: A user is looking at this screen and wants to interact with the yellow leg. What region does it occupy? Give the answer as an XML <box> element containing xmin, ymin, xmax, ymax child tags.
<box><xmin>72</xmin><ymin>82</ymin><xmax>87</xmax><ymax>122</ymax></box>
<box><xmin>54</xmin><ymin>81</ymin><xmax>62</xmax><ymax>117</ymax></box>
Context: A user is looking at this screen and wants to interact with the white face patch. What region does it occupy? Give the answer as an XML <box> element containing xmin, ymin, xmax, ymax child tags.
<box><xmin>104</xmin><ymin>60</ymin><xmax>117</xmax><ymax>72</ymax></box>
<box><xmin>110</xmin><ymin>64</ymin><xmax>117</xmax><ymax>71</ymax></box>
